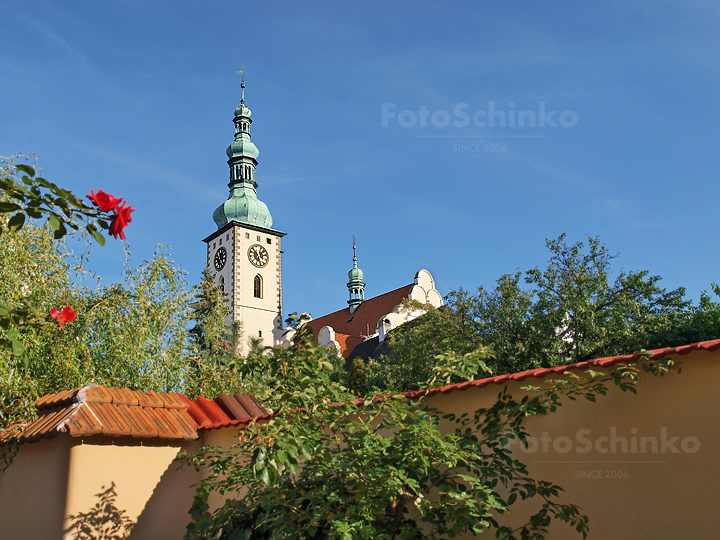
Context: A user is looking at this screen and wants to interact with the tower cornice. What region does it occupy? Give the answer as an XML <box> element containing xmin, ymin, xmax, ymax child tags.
<box><xmin>203</xmin><ymin>220</ymin><xmax>286</xmax><ymax>244</ymax></box>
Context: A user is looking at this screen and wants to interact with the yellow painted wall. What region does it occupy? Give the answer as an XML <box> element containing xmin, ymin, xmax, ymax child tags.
<box><xmin>64</xmin><ymin>439</ymin><xmax>201</xmax><ymax>540</ymax></box>
<box><xmin>0</xmin><ymin>436</ymin><xmax>72</xmax><ymax>539</ymax></box>
<box><xmin>425</xmin><ymin>349</ymin><xmax>720</xmax><ymax>538</ymax></box>
<box><xmin>0</xmin><ymin>436</ymin><xmax>200</xmax><ymax>540</ymax></box>
<box><xmin>202</xmin><ymin>426</ymin><xmax>251</xmax><ymax>512</ymax></box>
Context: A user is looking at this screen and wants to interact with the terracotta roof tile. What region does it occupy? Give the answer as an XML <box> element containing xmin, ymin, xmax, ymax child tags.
<box><xmin>22</xmin><ymin>407</ymin><xmax>72</xmax><ymax>443</ymax></box>
<box><xmin>136</xmin><ymin>390</ymin><xmax>164</xmax><ymax>409</ymax></box>
<box><xmin>106</xmin><ymin>387</ymin><xmax>138</xmax><ymax>406</ymax></box>
<box><xmin>2</xmin><ymin>383</ymin><xmax>274</xmax><ymax>444</ymax></box>
<box><xmin>182</xmin><ymin>393</ymin><xmax>272</xmax><ymax>431</ymax></box>
<box><xmin>1</xmin><ymin>384</ymin><xmax>197</xmax><ymax>443</ymax></box>
<box><xmin>119</xmin><ymin>404</ymin><xmax>156</xmax><ymax>437</ymax></box>
<box><xmin>332</xmin><ymin>333</ymin><xmax>366</xmax><ymax>359</ymax></box>
<box><xmin>36</xmin><ymin>389</ymin><xmax>75</xmax><ymax>409</ymax></box>
<box><xmin>82</xmin><ymin>385</ymin><xmax>113</xmax><ymax>404</ymax></box>
<box><xmin>400</xmin><ymin>338</ymin><xmax>720</xmax><ymax>401</ymax></box>
<box><xmin>160</xmin><ymin>391</ymin><xmax>186</xmax><ymax>409</ymax></box>
<box><xmin>92</xmin><ymin>403</ymin><xmax>132</xmax><ymax>437</ymax></box>
<box><xmin>235</xmin><ymin>394</ymin><xmax>269</xmax><ymax>418</ymax></box>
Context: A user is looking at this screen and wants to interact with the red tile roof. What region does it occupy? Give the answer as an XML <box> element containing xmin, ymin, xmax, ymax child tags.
<box><xmin>400</xmin><ymin>339</ymin><xmax>720</xmax><ymax>401</ymax></box>
<box><xmin>181</xmin><ymin>393</ymin><xmax>271</xmax><ymax>431</ymax></box>
<box><xmin>307</xmin><ymin>284</ymin><xmax>413</xmax><ymax>356</ymax></box>
<box><xmin>6</xmin><ymin>384</ymin><xmax>197</xmax><ymax>443</ymax></box>
<box><xmin>1</xmin><ymin>385</ymin><xmax>271</xmax><ymax>444</ymax></box>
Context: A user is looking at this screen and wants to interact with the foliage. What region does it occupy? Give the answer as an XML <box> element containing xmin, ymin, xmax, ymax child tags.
<box><xmin>186</xmin><ymin>267</ymin><xmax>244</xmax><ymax>399</ymax></box>
<box><xmin>373</xmin><ymin>296</ymin><xmax>483</xmax><ymax>392</ymax></box>
<box><xmin>0</xmin><ymin>223</ymin><xmax>195</xmax><ymax>428</ymax></box>
<box><xmin>346</xmin><ymin>357</ymin><xmax>368</xmax><ymax>395</ymax></box>
<box><xmin>0</xmin><ymin>155</ymin><xmax>132</xmax><ymax>361</ymax></box>
<box><xmin>0</xmin><ymin>155</ymin><xmax>251</xmax><ymax>432</ymax></box>
<box><xmin>184</xmin><ymin>325</ymin><xmax>678</xmax><ymax>540</ymax></box>
<box><xmin>0</xmin><ymin>223</ymin><xmax>247</xmax><ymax>430</ymax></box>
<box><xmin>376</xmin><ymin>234</ymin><xmax>719</xmax><ymax>391</ymax></box>
<box><xmin>0</xmin><ymin>155</ymin><xmax>111</xmax><ymax>244</ymax></box>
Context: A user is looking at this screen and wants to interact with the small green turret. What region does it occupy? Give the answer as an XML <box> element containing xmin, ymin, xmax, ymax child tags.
<box><xmin>347</xmin><ymin>238</ymin><xmax>365</xmax><ymax>313</ymax></box>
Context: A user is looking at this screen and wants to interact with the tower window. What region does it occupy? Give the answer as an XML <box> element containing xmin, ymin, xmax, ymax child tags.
<box><xmin>245</xmin><ymin>232</ymin><xmax>250</xmax><ymax>239</ymax></box>
<box><xmin>219</xmin><ymin>276</ymin><xmax>225</xmax><ymax>293</ymax></box>
<box><xmin>226</xmin><ymin>234</ymin><xmax>229</xmax><ymax>241</ymax></box>
<box><xmin>213</xmin><ymin>242</ymin><xmax>216</xmax><ymax>249</ymax></box>
<box><xmin>253</xmin><ymin>274</ymin><xmax>262</xmax><ymax>298</ymax></box>
<box><xmin>258</xmin><ymin>330</ymin><xmax>262</xmax><ymax>337</ymax></box>
<box><xmin>256</xmin><ymin>235</ymin><xmax>261</xmax><ymax>241</ymax></box>
<box><xmin>266</xmin><ymin>238</ymin><xmax>272</xmax><ymax>244</ymax></box>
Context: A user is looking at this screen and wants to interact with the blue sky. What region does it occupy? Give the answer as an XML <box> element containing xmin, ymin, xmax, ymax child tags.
<box><xmin>2</xmin><ymin>0</ymin><xmax>719</xmax><ymax>319</ymax></box>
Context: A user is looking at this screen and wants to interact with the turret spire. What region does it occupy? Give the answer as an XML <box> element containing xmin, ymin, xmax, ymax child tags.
<box><xmin>347</xmin><ymin>236</ymin><xmax>365</xmax><ymax>313</ymax></box>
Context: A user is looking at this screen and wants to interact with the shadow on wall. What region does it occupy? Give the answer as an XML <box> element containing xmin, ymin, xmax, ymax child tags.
<box><xmin>64</xmin><ymin>482</ymin><xmax>134</xmax><ymax>540</ymax></box>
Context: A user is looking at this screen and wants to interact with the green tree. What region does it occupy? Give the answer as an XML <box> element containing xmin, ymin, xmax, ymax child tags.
<box><xmin>376</xmin><ymin>234</ymin><xmax>719</xmax><ymax>391</ymax></box>
<box><xmin>0</xmin><ymin>216</ymin><xmax>254</xmax><ymax>430</ymax></box>
<box><xmin>185</xmin><ymin>267</ymin><xmax>243</xmax><ymax>399</ymax></box>
<box><xmin>0</xmin><ymin>155</ymin><xmax>130</xmax><ymax>358</ymax></box>
<box><xmin>346</xmin><ymin>357</ymin><xmax>368</xmax><ymax>395</ymax></box>
<box><xmin>0</xmin><ymin>154</ymin><xmax>257</xmax><ymax>432</ymax></box>
<box><xmin>373</xmin><ymin>294</ymin><xmax>483</xmax><ymax>392</ymax></box>
<box><xmin>184</xmin><ymin>326</ymin><xmax>678</xmax><ymax>540</ymax></box>
<box><xmin>0</xmin><ymin>229</ymin><xmax>194</xmax><ymax>429</ymax></box>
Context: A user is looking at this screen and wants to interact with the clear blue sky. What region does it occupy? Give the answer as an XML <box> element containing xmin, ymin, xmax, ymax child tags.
<box><xmin>2</xmin><ymin>0</ymin><xmax>718</xmax><ymax>319</ymax></box>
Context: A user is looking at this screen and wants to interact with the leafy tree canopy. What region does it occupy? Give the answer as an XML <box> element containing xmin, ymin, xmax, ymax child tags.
<box><xmin>372</xmin><ymin>234</ymin><xmax>720</xmax><ymax>391</ymax></box>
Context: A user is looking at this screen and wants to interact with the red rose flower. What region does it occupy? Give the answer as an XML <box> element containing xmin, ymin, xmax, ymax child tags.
<box><xmin>50</xmin><ymin>306</ymin><xmax>76</xmax><ymax>329</ymax></box>
<box><xmin>87</xmin><ymin>190</ymin><xmax>123</xmax><ymax>212</ymax></box>
<box><xmin>109</xmin><ymin>202</ymin><xmax>135</xmax><ymax>240</ymax></box>
<box><xmin>60</xmin><ymin>306</ymin><xmax>76</xmax><ymax>324</ymax></box>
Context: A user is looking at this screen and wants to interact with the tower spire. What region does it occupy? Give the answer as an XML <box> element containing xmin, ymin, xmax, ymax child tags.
<box><xmin>240</xmin><ymin>68</ymin><xmax>246</xmax><ymax>105</ymax></box>
<box><xmin>212</xmin><ymin>73</ymin><xmax>275</xmax><ymax>230</ymax></box>
<box><xmin>237</xmin><ymin>67</ymin><xmax>246</xmax><ymax>104</ymax></box>
<box><xmin>347</xmin><ymin>235</ymin><xmax>365</xmax><ymax>314</ymax></box>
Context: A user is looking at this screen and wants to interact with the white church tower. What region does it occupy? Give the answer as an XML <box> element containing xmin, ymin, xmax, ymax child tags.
<box><xmin>203</xmin><ymin>79</ymin><xmax>285</xmax><ymax>354</ymax></box>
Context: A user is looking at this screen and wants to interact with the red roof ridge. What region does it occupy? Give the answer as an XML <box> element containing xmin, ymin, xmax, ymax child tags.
<box><xmin>182</xmin><ymin>393</ymin><xmax>272</xmax><ymax>431</ymax></box>
<box><xmin>401</xmin><ymin>339</ymin><xmax>720</xmax><ymax>400</ymax></box>
<box><xmin>309</xmin><ymin>283</ymin><xmax>414</xmax><ymax>328</ymax></box>
<box><xmin>35</xmin><ymin>383</ymin><xmax>187</xmax><ymax>411</ymax></box>
<box><xmin>4</xmin><ymin>383</ymin><xmax>197</xmax><ymax>444</ymax></box>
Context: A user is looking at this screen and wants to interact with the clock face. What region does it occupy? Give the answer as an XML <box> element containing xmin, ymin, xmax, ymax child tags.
<box><xmin>214</xmin><ymin>246</ymin><xmax>227</xmax><ymax>271</ymax></box>
<box><xmin>248</xmin><ymin>244</ymin><xmax>269</xmax><ymax>268</ymax></box>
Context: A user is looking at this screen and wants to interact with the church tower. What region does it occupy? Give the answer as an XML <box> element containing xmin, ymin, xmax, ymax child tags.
<box><xmin>203</xmin><ymin>80</ymin><xmax>286</xmax><ymax>353</ymax></box>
